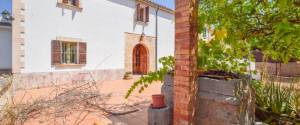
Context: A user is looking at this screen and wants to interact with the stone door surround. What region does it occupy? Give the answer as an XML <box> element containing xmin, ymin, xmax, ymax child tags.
<box><xmin>124</xmin><ymin>32</ymin><xmax>156</xmax><ymax>74</ymax></box>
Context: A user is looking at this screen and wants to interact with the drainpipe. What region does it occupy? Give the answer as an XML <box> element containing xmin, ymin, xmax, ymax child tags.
<box><xmin>155</xmin><ymin>6</ymin><xmax>159</xmax><ymax>71</ymax></box>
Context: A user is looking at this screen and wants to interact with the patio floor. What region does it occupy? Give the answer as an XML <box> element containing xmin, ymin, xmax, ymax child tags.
<box><xmin>13</xmin><ymin>78</ymin><xmax>162</xmax><ymax>125</ymax></box>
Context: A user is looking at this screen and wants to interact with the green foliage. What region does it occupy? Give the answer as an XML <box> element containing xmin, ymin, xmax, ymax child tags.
<box><xmin>252</xmin><ymin>80</ymin><xmax>298</xmax><ymax>117</ymax></box>
<box><xmin>125</xmin><ymin>56</ymin><xmax>174</xmax><ymax>98</ymax></box>
<box><xmin>198</xmin><ymin>39</ymin><xmax>250</xmax><ymax>74</ymax></box>
<box><xmin>199</xmin><ymin>0</ymin><xmax>300</xmax><ymax>63</ymax></box>
<box><xmin>297</xmin><ymin>90</ymin><xmax>300</xmax><ymax>112</ymax></box>
<box><xmin>126</xmin><ymin>0</ymin><xmax>300</xmax><ymax>98</ymax></box>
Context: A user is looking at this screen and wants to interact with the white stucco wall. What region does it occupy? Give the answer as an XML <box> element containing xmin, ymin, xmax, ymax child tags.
<box><xmin>23</xmin><ymin>0</ymin><xmax>174</xmax><ymax>73</ymax></box>
<box><xmin>156</xmin><ymin>10</ymin><xmax>175</xmax><ymax>67</ymax></box>
<box><xmin>0</xmin><ymin>26</ymin><xmax>12</xmax><ymax>69</ymax></box>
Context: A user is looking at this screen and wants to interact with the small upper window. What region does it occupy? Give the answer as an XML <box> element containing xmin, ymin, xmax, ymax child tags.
<box><xmin>62</xmin><ymin>0</ymin><xmax>80</xmax><ymax>7</ymax></box>
<box><xmin>136</xmin><ymin>3</ymin><xmax>149</xmax><ymax>23</ymax></box>
<box><xmin>57</xmin><ymin>0</ymin><xmax>82</xmax><ymax>12</ymax></box>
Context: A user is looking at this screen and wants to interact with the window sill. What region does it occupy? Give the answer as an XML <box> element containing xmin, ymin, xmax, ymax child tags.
<box><xmin>53</xmin><ymin>64</ymin><xmax>85</xmax><ymax>67</ymax></box>
<box><xmin>57</xmin><ymin>3</ymin><xmax>83</xmax><ymax>12</ymax></box>
<box><xmin>136</xmin><ymin>20</ymin><xmax>149</xmax><ymax>25</ymax></box>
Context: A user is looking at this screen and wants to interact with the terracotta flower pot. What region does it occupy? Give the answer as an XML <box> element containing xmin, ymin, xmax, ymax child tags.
<box><xmin>151</xmin><ymin>94</ymin><xmax>166</xmax><ymax>109</ymax></box>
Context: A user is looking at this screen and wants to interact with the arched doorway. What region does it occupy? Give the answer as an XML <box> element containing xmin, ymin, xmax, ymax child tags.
<box><xmin>133</xmin><ymin>44</ymin><xmax>148</xmax><ymax>75</ymax></box>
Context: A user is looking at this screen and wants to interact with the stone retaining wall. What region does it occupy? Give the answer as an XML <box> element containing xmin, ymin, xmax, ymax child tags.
<box><xmin>14</xmin><ymin>69</ymin><xmax>124</xmax><ymax>89</ymax></box>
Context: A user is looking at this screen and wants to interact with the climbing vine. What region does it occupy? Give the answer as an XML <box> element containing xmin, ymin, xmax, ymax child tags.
<box><xmin>125</xmin><ymin>56</ymin><xmax>174</xmax><ymax>98</ymax></box>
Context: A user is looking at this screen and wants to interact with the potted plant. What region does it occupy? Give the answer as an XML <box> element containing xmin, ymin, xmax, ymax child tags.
<box><xmin>151</xmin><ymin>94</ymin><xmax>166</xmax><ymax>109</ymax></box>
<box><xmin>123</xmin><ymin>72</ymin><xmax>133</xmax><ymax>80</ymax></box>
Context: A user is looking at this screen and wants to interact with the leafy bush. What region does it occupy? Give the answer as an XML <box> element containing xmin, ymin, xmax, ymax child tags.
<box><xmin>199</xmin><ymin>0</ymin><xmax>300</xmax><ymax>63</ymax></box>
<box><xmin>198</xmin><ymin>40</ymin><xmax>250</xmax><ymax>74</ymax></box>
<box><xmin>252</xmin><ymin>80</ymin><xmax>298</xmax><ymax>117</ymax></box>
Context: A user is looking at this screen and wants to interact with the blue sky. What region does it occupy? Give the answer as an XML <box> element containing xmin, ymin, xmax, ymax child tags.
<box><xmin>0</xmin><ymin>0</ymin><xmax>174</xmax><ymax>13</ymax></box>
<box><xmin>0</xmin><ymin>0</ymin><xmax>12</xmax><ymax>12</ymax></box>
<box><xmin>153</xmin><ymin>0</ymin><xmax>175</xmax><ymax>9</ymax></box>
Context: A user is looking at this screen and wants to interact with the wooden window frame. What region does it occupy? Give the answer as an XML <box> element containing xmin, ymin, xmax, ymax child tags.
<box><xmin>57</xmin><ymin>0</ymin><xmax>83</xmax><ymax>12</ymax></box>
<box><xmin>52</xmin><ymin>38</ymin><xmax>86</xmax><ymax>67</ymax></box>
<box><xmin>61</xmin><ymin>42</ymin><xmax>79</xmax><ymax>65</ymax></box>
<box><xmin>136</xmin><ymin>3</ymin><xmax>150</xmax><ymax>24</ymax></box>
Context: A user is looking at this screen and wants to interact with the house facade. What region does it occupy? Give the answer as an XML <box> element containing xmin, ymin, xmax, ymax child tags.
<box><xmin>0</xmin><ymin>22</ymin><xmax>12</xmax><ymax>74</ymax></box>
<box><xmin>5</xmin><ymin>0</ymin><xmax>175</xmax><ymax>89</ymax></box>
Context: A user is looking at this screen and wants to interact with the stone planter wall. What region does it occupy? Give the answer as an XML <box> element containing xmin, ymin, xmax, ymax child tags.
<box><xmin>162</xmin><ymin>74</ymin><xmax>255</xmax><ymax>125</ymax></box>
<box><xmin>161</xmin><ymin>74</ymin><xmax>174</xmax><ymax>124</ymax></box>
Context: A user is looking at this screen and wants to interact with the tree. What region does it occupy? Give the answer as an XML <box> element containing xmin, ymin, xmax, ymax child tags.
<box><xmin>199</xmin><ymin>0</ymin><xmax>300</xmax><ymax>63</ymax></box>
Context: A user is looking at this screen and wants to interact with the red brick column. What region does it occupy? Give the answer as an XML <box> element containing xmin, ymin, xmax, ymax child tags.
<box><xmin>173</xmin><ymin>0</ymin><xmax>199</xmax><ymax>125</ymax></box>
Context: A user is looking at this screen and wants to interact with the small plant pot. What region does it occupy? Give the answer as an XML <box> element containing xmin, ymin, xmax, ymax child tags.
<box><xmin>151</xmin><ymin>94</ymin><xmax>166</xmax><ymax>109</ymax></box>
<box><xmin>123</xmin><ymin>72</ymin><xmax>133</xmax><ymax>80</ymax></box>
<box><xmin>295</xmin><ymin>0</ymin><xmax>300</xmax><ymax>6</ymax></box>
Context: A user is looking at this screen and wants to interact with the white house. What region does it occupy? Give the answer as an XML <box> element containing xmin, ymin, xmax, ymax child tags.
<box><xmin>2</xmin><ymin>0</ymin><xmax>175</xmax><ymax>89</ymax></box>
<box><xmin>0</xmin><ymin>22</ymin><xmax>12</xmax><ymax>74</ymax></box>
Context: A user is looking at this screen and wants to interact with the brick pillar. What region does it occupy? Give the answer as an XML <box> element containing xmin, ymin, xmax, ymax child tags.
<box><xmin>173</xmin><ymin>0</ymin><xmax>199</xmax><ymax>125</ymax></box>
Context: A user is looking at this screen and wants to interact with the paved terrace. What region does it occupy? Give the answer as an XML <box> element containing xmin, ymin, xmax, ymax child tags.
<box><xmin>14</xmin><ymin>78</ymin><xmax>162</xmax><ymax>125</ymax></box>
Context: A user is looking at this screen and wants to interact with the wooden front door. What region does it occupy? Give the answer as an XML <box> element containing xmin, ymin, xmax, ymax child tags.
<box><xmin>133</xmin><ymin>44</ymin><xmax>148</xmax><ymax>75</ymax></box>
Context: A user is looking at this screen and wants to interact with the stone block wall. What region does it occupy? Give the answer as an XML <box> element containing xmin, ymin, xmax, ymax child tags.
<box><xmin>161</xmin><ymin>74</ymin><xmax>174</xmax><ymax>124</ymax></box>
<box><xmin>148</xmin><ymin>106</ymin><xmax>171</xmax><ymax>125</ymax></box>
<box><xmin>14</xmin><ymin>69</ymin><xmax>124</xmax><ymax>89</ymax></box>
<box><xmin>162</xmin><ymin>75</ymin><xmax>255</xmax><ymax>125</ymax></box>
<box><xmin>196</xmin><ymin>77</ymin><xmax>255</xmax><ymax>125</ymax></box>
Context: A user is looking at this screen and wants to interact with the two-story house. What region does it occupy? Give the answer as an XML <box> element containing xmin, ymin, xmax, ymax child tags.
<box><xmin>2</xmin><ymin>0</ymin><xmax>175</xmax><ymax>89</ymax></box>
<box><xmin>0</xmin><ymin>10</ymin><xmax>12</xmax><ymax>75</ymax></box>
